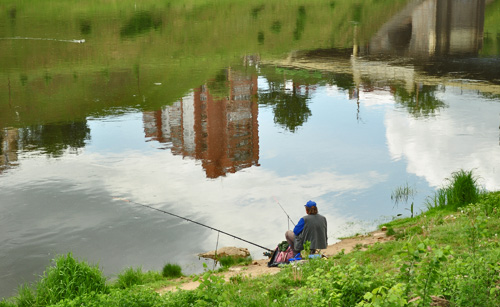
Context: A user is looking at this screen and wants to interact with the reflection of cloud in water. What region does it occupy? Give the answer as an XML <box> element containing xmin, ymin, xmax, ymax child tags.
<box><xmin>325</xmin><ymin>84</ymin><xmax>396</xmax><ymax>108</ymax></box>
<box><xmin>99</xmin><ymin>151</ymin><xmax>384</xmax><ymax>253</ymax></box>
<box><xmin>385</xmin><ymin>87</ymin><xmax>500</xmax><ymax>190</ymax></box>
<box><xmin>359</xmin><ymin>90</ymin><xmax>396</xmax><ymax>107</ymax></box>
<box><xmin>5</xmin><ymin>147</ymin><xmax>385</xmax><ymax>259</ymax></box>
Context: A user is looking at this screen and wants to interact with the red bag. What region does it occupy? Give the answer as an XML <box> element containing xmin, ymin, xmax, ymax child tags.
<box><xmin>268</xmin><ymin>245</ymin><xmax>294</xmax><ymax>267</ymax></box>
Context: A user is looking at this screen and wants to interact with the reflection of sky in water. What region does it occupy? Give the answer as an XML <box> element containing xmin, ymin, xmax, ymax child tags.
<box><xmin>386</xmin><ymin>86</ymin><xmax>500</xmax><ymax>191</ymax></box>
<box><xmin>2</xmin><ymin>80</ymin><xmax>500</xmax><ymax>298</ymax></box>
<box><xmin>87</xmin><ymin>113</ymin><xmax>152</xmax><ymax>152</ymax></box>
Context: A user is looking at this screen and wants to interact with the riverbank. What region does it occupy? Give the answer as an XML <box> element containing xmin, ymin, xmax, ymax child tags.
<box><xmin>3</xmin><ymin>171</ymin><xmax>500</xmax><ymax>306</ymax></box>
<box><xmin>157</xmin><ymin>228</ymin><xmax>394</xmax><ymax>293</ymax></box>
<box><xmin>3</xmin><ymin>198</ymin><xmax>500</xmax><ymax>306</ymax></box>
<box><xmin>151</xmin><ymin>189</ymin><xmax>500</xmax><ymax>306</ymax></box>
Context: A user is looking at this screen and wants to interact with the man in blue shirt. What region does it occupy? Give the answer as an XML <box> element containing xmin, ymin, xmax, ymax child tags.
<box><xmin>285</xmin><ymin>200</ymin><xmax>328</xmax><ymax>254</ymax></box>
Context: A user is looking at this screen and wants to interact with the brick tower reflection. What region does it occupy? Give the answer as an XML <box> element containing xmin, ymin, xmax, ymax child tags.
<box><xmin>143</xmin><ymin>69</ymin><xmax>259</xmax><ymax>178</ymax></box>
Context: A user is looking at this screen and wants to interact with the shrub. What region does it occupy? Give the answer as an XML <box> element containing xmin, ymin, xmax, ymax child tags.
<box><xmin>446</xmin><ymin>169</ymin><xmax>482</xmax><ymax>209</ymax></box>
<box><xmin>162</xmin><ymin>263</ymin><xmax>182</xmax><ymax>279</ymax></box>
<box><xmin>426</xmin><ymin>169</ymin><xmax>482</xmax><ymax>210</ymax></box>
<box><xmin>35</xmin><ymin>253</ymin><xmax>108</xmax><ymax>306</ymax></box>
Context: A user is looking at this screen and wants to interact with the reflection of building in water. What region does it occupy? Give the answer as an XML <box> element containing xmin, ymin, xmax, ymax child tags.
<box><xmin>0</xmin><ymin>128</ymin><xmax>19</xmax><ymax>173</ymax></box>
<box><xmin>368</xmin><ymin>0</ymin><xmax>485</xmax><ymax>57</ymax></box>
<box><xmin>143</xmin><ymin>70</ymin><xmax>259</xmax><ymax>178</ymax></box>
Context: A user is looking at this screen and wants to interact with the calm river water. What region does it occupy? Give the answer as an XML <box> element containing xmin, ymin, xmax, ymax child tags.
<box><xmin>1</xmin><ymin>0</ymin><xmax>500</xmax><ymax>298</ymax></box>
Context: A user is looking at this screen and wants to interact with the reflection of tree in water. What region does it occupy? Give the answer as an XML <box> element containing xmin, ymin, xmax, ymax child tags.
<box><xmin>258</xmin><ymin>80</ymin><xmax>312</xmax><ymax>132</ymax></box>
<box><xmin>293</xmin><ymin>6</ymin><xmax>306</xmax><ymax>41</ymax></box>
<box><xmin>18</xmin><ymin>121</ymin><xmax>90</xmax><ymax>157</ymax></box>
<box><xmin>206</xmin><ymin>69</ymin><xmax>230</xmax><ymax>99</ymax></box>
<box><xmin>329</xmin><ymin>73</ymin><xmax>355</xmax><ymax>92</ymax></box>
<box><xmin>392</xmin><ymin>84</ymin><xmax>447</xmax><ymax>117</ymax></box>
<box><xmin>120</xmin><ymin>11</ymin><xmax>162</xmax><ymax>38</ymax></box>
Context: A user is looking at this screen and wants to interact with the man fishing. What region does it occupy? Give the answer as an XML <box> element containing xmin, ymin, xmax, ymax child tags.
<box><xmin>285</xmin><ymin>200</ymin><xmax>327</xmax><ymax>255</ymax></box>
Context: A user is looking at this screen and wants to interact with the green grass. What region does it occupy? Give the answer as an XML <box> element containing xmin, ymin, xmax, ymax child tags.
<box><xmin>162</xmin><ymin>263</ymin><xmax>183</xmax><ymax>279</ymax></box>
<box><xmin>0</xmin><ymin>300</ymin><xmax>16</xmax><ymax>307</ymax></box>
<box><xmin>425</xmin><ymin>169</ymin><xmax>483</xmax><ymax>210</ymax></box>
<box><xmin>115</xmin><ymin>266</ymin><xmax>165</xmax><ymax>289</ymax></box>
<box><xmin>12</xmin><ymin>285</ymin><xmax>34</xmax><ymax>307</ymax></box>
<box><xmin>12</xmin><ymin>253</ymin><xmax>109</xmax><ymax>306</ymax></box>
<box><xmin>115</xmin><ymin>267</ymin><xmax>144</xmax><ymax>289</ymax></box>
<box><xmin>217</xmin><ymin>256</ymin><xmax>253</xmax><ymax>269</ymax></box>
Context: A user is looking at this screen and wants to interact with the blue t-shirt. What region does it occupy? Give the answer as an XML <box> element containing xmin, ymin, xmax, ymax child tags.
<box><xmin>293</xmin><ymin>218</ymin><xmax>305</xmax><ymax>235</ymax></box>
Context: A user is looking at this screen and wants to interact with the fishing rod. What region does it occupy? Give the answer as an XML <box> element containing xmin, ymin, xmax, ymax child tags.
<box><xmin>272</xmin><ymin>196</ymin><xmax>295</xmax><ymax>228</ymax></box>
<box><xmin>113</xmin><ymin>197</ymin><xmax>273</xmax><ymax>252</ymax></box>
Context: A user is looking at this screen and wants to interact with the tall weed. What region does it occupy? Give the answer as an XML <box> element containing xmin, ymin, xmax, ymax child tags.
<box><xmin>425</xmin><ymin>169</ymin><xmax>482</xmax><ymax>210</ymax></box>
<box><xmin>14</xmin><ymin>284</ymin><xmax>35</xmax><ymax>307</ymax></box>
<box><xmin>35</xmin><ymin>253</ymin><xmax>108</xmax><ymax>306</ymax></box>
<box><xmin>447</xmin><ymin>169</ymin><xmax>482</xmax><ymax>209</ymax></box>
<box><xmin>116</xmin><ymin>267</ymin><xmax>143</xmax><ymax>289</ymax></box>
<box><xmin>116</xmin><ymin>267</ymin><xmax>164</xmax><ymax>289</ymax></box>
<box><xmin>162</xmin><ymin>263</ymin><xmax>183</xmax><ymax>279</ymax></box>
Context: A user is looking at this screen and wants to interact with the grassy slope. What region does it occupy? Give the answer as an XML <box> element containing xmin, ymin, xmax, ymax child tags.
<box><xmin>156</xmin><ymin>191</ymin><xmax>500</xmax><ymax>306</ymax></box>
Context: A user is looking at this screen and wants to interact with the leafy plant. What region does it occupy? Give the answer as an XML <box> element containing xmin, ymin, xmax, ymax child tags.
<box><xmin>192</xmin><ymin>263</ymin><xmax>227</xmax><ymax>304</ymax></box>
<box><xmin>394</xmin><ymin>238</ymin><xmax>451</xmax><ymax>305</ymax></box>
<box><xmin>278</xmin><ymin>240</ymin><xmax>289</xmax><ymax>252</ymax></box>
<box><xmin>301</xmin><ymin>240</ymin><xmax>311</xmax><ymax>259</ymax></box>
<box><xmin>478</xmin><ymin>191</ymin><xmax>500</xmax><ymax>216</ymax></box>
<box><xmin>414</xmin><ymin>241</ymin><xmax>450</xmax><ymax>306</ymax></box>
<box><xmin>357</xmin><ymin>283</ymin><xmax>408</xmax><ymax>307</ymax></box>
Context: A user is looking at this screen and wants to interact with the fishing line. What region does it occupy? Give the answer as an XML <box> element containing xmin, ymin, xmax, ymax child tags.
<box><xmin>272</xmin><ymin>196</ymin><xmax>295</xmax><ymax>228</ymax></box>
<box><xmin>113</xmin><ymin>197</ymin><xmax>273</xmax><ymax>252</ymax></box>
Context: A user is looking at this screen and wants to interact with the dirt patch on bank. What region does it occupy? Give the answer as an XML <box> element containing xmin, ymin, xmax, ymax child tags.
<box><xmin>157</xmin><ymin>229</ymin><xmax>393</xmax><ymax>294</ymax></box>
